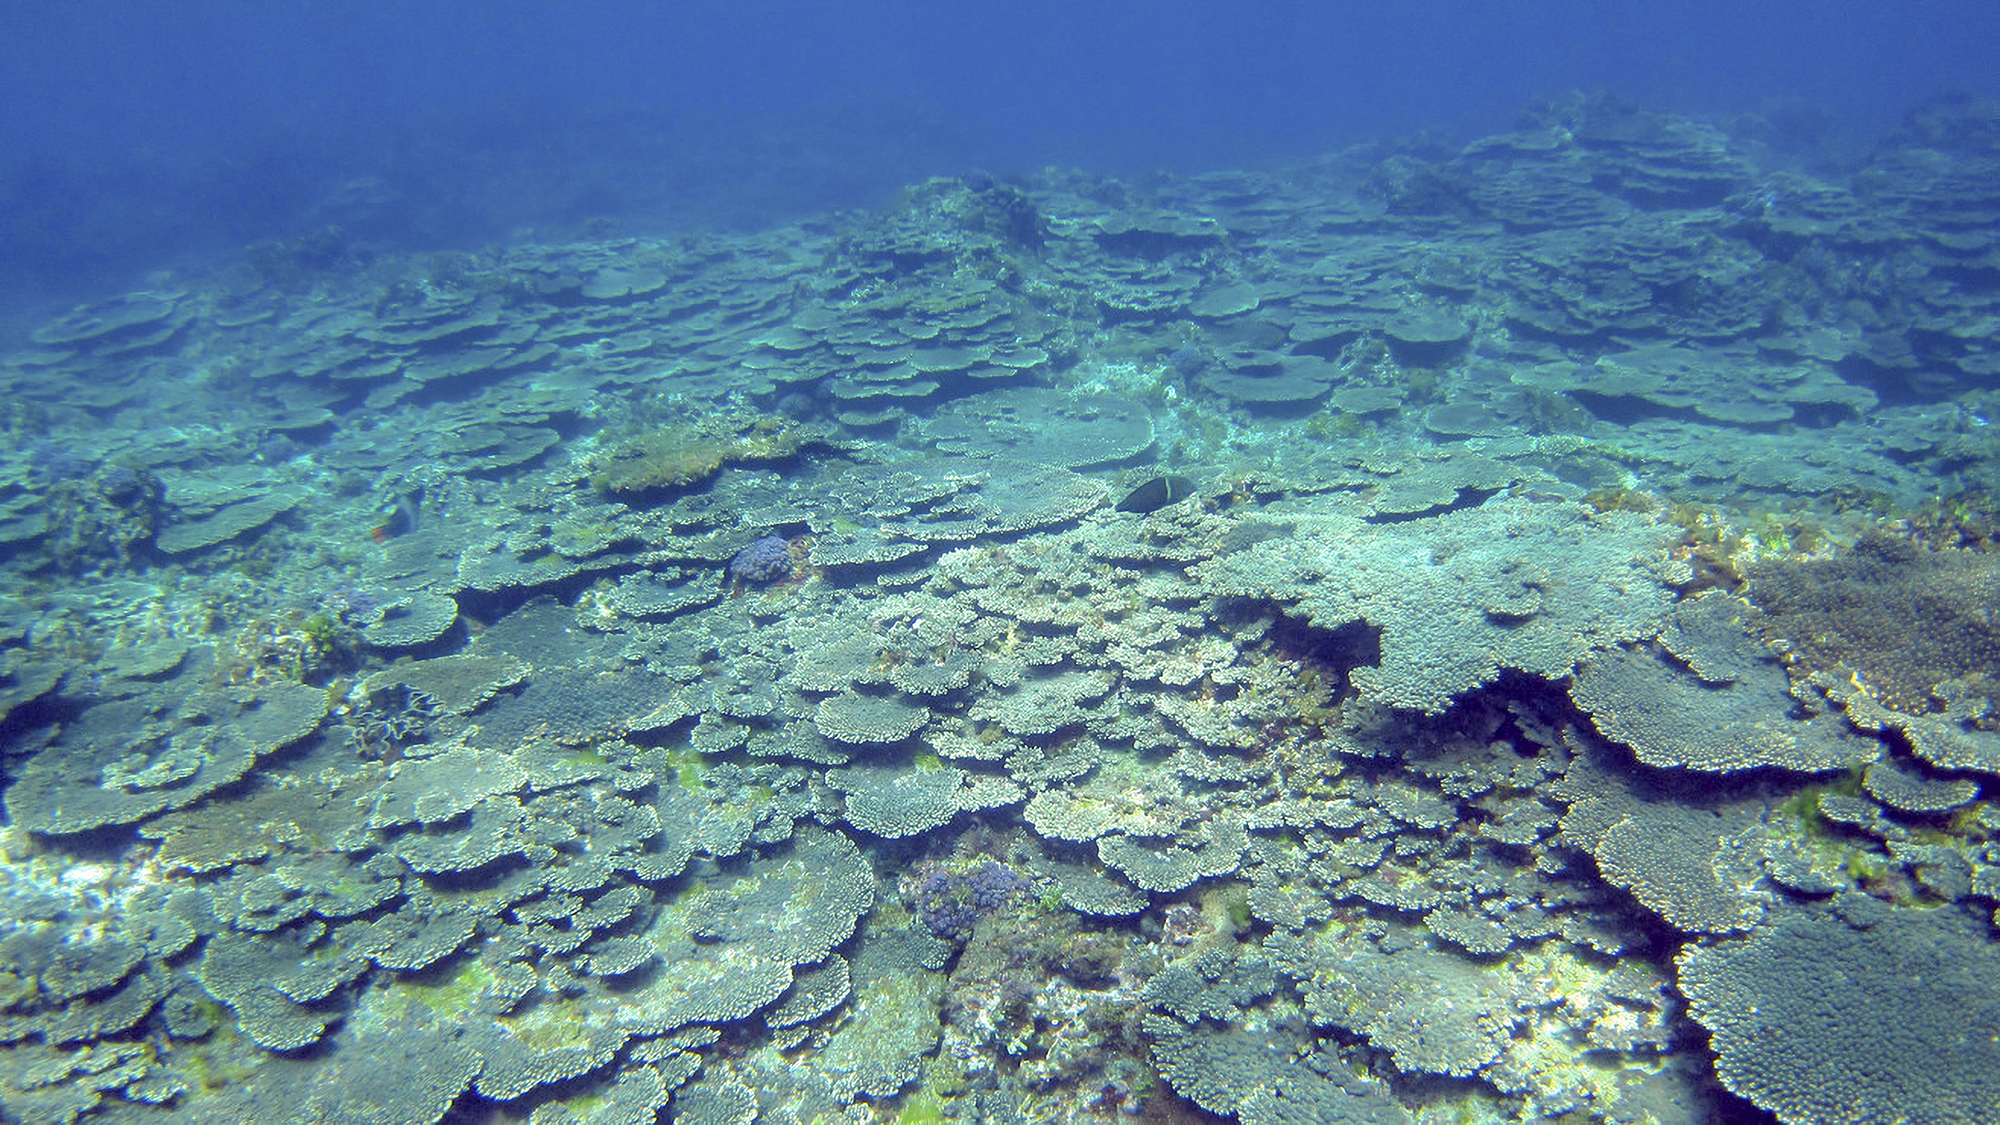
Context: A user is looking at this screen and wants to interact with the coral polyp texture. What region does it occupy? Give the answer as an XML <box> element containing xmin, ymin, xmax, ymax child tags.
<box><xmin>727</xmin><ymin>534</ymin><xmax>796</xmax><ymax>585</ymax></box>
<box><xmin>4</xmin><ymin>90</ymin><xmax>2000</xmax><ymax>1124</ymax></box>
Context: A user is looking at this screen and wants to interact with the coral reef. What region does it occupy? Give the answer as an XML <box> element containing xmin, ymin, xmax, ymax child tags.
<box><xmin>727</xmin><ymin>534</ymin><xmax>794</xmax><ymax>585</ymax></box>
<box><xmin>5</xmin><ymin>90</ymin><xmax>2000</xmax><ymax>1125</ymax></box>
<box><xmin>588</xmin><ymin>416</ymin><xmax>807</xmax><ymax>496</ymax></box>
<box><xmin>904</xmin><ymin>859</ymin><xmax>1031</xmax><ymax>942</ymax></box>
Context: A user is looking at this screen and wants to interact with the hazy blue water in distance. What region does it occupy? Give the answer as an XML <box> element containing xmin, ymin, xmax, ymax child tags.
<box><xmin>3</xmin><ymin>0</ymin><xmax>1998</xmax><ymax>315</ymax></box>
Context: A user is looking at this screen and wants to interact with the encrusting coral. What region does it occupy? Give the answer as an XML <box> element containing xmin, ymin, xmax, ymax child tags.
<box><xmin>589</xmin><ymin>415</ymin><xmax>808</xmax><ymax>495</ymax></box>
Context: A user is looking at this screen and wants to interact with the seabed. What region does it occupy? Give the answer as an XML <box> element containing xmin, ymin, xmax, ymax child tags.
<box><xmin>2</xmin><ymin>92</ymin><xmax>1999</xmax><ymax>1124</ymax></box>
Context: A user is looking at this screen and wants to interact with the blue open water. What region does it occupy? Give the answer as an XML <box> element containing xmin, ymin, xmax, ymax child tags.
<box><xmin>6</xmin><ymin>2</ymin><xmax>1998</xmax><ymax>305</ymax></box>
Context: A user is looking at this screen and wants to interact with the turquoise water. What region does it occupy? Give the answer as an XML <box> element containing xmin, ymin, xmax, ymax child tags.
<box><xmin>4</xmin><ymin>9</ymin><xmax>2000</xmax><ymax>1125</ymax></box>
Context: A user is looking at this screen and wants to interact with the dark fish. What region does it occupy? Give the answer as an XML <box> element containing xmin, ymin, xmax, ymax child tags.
<box><xmin>370</xmin><ymin>484</ymin><xmax>425</xmax><ymax>543</ymax></box>
<box><xmin>1117</xmin><ymin>474</ymin><xmax>1197</xmax><ymax>514</ymax></box>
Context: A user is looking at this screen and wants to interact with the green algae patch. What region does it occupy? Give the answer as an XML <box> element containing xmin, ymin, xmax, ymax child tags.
<box><xmin>663</xmin><ymin>745</ymin><xmax>706</xmax><ymax>792</ymax></box>
<box><xmin>399</xmin><ymin>958</ymin><xmax>499</xmax><ymax>1022</ymax></box>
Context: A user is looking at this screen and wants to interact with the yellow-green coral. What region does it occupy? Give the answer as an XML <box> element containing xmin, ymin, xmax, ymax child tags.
<box><xmin>893</xmin><ymin>1091</ymin><xmax>950</xmax><ymax>1125</ymax></box>
<box><xmin>398</xmin><ymin>958</ymin><xmax>498</xmax><ymax>1022</ymax></box>
<box><xmin>589</xmin><ymin>416</ymin><xmax>804</xmax><ymax>495</ymax></box>
<box><xmin>663</xmin><ymin>745</ymin><xmax>706</xmax><ymax>792</ymax></box>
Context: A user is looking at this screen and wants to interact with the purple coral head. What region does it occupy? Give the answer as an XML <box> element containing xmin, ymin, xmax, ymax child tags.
<box><xmin>728</xmin><ymin>535</ymin><xmax>793</xmax><ymax>584</ymax></box>
<box><xmin>908</xmin><ymin>859</ymin><xmax>1031</xmax><ymax>941</ymax></box>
